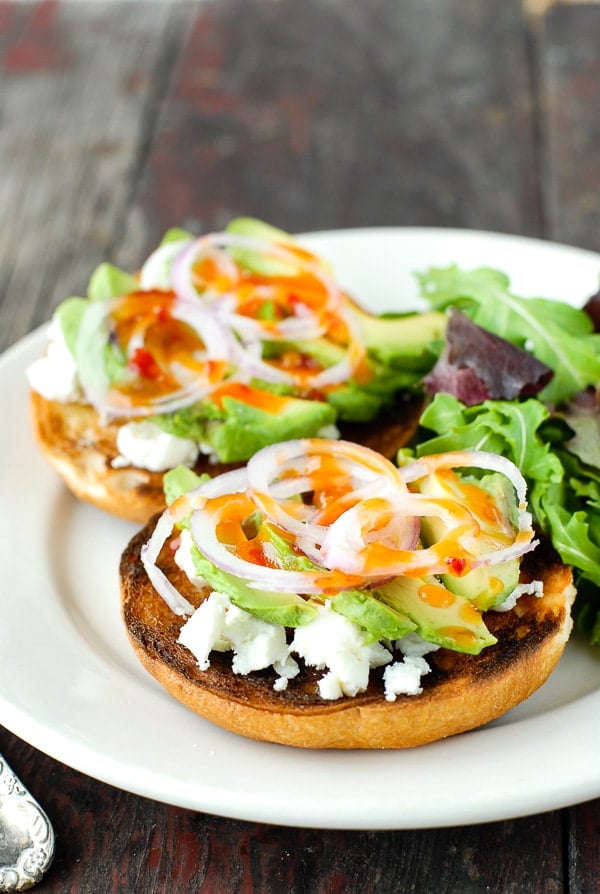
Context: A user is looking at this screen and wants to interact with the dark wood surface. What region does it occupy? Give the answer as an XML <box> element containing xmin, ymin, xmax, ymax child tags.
<box><xmin>2</xmin><ymin>1</ymin><xmax>600</xmax><ymax>891</ymax></box>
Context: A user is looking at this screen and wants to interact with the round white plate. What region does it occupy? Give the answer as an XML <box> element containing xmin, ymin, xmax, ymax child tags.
<box><xmin>2</xmin><ymin>228</ymin><xmax>600</xmax><ymax>830</ymax></box>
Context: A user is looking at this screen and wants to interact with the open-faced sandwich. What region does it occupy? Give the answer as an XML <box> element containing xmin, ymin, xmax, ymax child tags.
<box><xmin>120</xmin><ymin>438</ymin><xmax>575</xmax><ymax>749</ymax></box>
<box><xmin>28</xmin><ymin>219</ymin><xmax>444</xmax><ymax>522</ymax></box>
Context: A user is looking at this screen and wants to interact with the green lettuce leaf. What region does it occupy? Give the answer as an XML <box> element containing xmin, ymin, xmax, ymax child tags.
<box><xmin>418</xmin><ymin>265</ymin><xmax>600</xmax><ymax>405</ymax></box>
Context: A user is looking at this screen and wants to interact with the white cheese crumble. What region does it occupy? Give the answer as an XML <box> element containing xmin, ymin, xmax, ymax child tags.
<box><xmin>26</xmin><ymin>319</ymin><xmax>81</xmax><ymax>402</ymax></box>
<box><xmin>493</xmin><ymin>579</ymin><xmax>544</xmax><ymax>612</ymax></box>
<box><xmin>381</xmin><ymin>633</ymin><xmax>440</xmax><ymax>701</ymax></box>
<box><xmin>173</xmin><ymin>547</ymin><xmax>441</xmax><ymax>700</ymax></box>
<box><xmin>112</xmin><ymin>420</ymin><xmax>199</xmax><ymax>472</ymax></box>
<box><xmin>174</xmin><ymin>529</ymin><xmax>208</xmax><ymax>586</ymax></box>
<box><xmin>291</xmin><ymin>603</ymin><xmax>392</xmax><ymax>699</ymax></box>
<box><xmin>177</xmin><ymin>590</ymin><xmax>299</xmax><ymax>683</ymax></box>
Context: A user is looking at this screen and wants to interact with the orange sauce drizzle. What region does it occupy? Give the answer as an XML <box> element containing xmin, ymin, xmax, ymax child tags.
<box><xmin>418</xmin><ymin>584</ymin><xmax>456</xmax><ymax>609</ymax></box>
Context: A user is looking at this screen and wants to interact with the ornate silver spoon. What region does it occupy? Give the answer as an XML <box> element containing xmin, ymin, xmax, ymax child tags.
<box><xmin>0</xmin><ymin>752</ymin><xmax>55</xmax><ymax>891</ymax></box>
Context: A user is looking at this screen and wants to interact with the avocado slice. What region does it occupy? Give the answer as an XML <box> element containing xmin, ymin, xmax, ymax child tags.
<box><xmin>376</xmin><ymin>574</ymin><xmax>497</xmax><ymax>654</ymax></box>
<box><xmin>225</xmin><ymin>217</ymin><xmax>300</xmax><ymax>277</ymax></box>
<box><xmin>414</xmin><ymin>468</ymin><xmax>521</xmax><ymax>610</ymax></box>
<box><xmin>189</xmin><ymin>542</ymin><xmax>319</xmax><ymax>627</ymax></box>
<box><xmin>153</xmin><ymin>388</ymin><xmax>336</xmax><ymax>463</ymax></box>
<box><xmin>349</xmin><ymin>301</ymin><xmax>447</xmax><ymax>371</ymax></box>
<box><xmin>207</xmin><ymin>391</ymin><xmax>337</xmax><ymax>462</ymax></box>
<box><xmin>331</xmin><ymin>589</ymin><xmax>417</xmax><ymax>642</ymax></box>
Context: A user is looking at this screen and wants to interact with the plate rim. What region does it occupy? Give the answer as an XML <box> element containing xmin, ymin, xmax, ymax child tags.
<box><xmin>2</xmin><ymin>225</ymin><xmax>600</xmax><ymax>830</ymax></box>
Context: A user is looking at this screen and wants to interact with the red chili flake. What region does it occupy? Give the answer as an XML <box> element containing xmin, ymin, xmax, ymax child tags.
<box><xmin>130</xmin><ymin>347</ymin><xmax>162</xmax><ymax>379</ymax></box>
<box><xmin>445</xmin><ymin>556</ymin><xmax>468</xmax><ymax>576</ymax></box>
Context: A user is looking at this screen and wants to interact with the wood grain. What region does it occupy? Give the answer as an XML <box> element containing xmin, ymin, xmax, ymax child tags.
<box><xmin>534</xmin><ymin>3</ymin><xmax>600</xmax><ymax>251</ymax></box>
<box><xmin>0</xmin><ymin>728</ymin><xmax>566</xmax><ymax>894</ymax></box>
<box><xmin>121</xmin><ymin>0</ymin><xmax>540</xmax><ymax>260</ymax></box>
<box><xmin>0</xmin><ymin>0</ymin><xmax>190</xmax><ymax>350</ymax></box>
<box><xmin>1</xmin><ymin>1</ymin><xmax>600</xmax><ymax>891</ymax></box>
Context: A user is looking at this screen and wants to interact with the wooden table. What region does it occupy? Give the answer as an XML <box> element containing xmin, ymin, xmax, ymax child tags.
<box><xmin>1</xmin><ymin>1</ymin><xmax>600</xmax><ymax>890</ymax></box>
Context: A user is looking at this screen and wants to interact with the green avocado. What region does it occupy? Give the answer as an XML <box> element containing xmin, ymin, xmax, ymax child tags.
<box><xmin>376</xmin><ymin>574</ymin><xmax>497</xmax><ymax>654</ymax></box>
<box><xmin>207</xmin><ymin>393</ymin><xmax>337</xmax><ymax>463</ymax></box>
<box><xmin>351</xmin><ymin>303</ymin><xmax>447</xmax><ymax>371</ymax></box>
<box><xmin>331</xmin><ymin>589</ymin><xmax>416</xmax><ymax>642</ymax></box>
<box><xmin>189</xmin><ymin>542</ymin><xmax>319</xmax><ymax>627</ymax></box>
<box><xmin>153</xmin><ymin>390</ymin><xmax>336</xmax><ymax>463</ymax></box>
<box><xmin>225</xmin><ymin>217</ymin><xmax>300</xmax><ymax>277</ymax></box>
<box><xmin>415</xmin><ymin>469</ymin><xmax>521</xmax><ymax>610</ymax></box>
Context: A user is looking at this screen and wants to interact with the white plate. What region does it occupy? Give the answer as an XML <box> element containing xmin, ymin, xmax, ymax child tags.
<box><xmin>2</xmin><ymin>228</ymin><xmax>600</xmax><ymax>831</ymax></box>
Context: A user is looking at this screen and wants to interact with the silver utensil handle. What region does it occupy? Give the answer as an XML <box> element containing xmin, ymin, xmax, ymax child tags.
<box><xmin>0</xmin><ymin>751</ymin><xmax>55</xmax><ymax>891</ymax></box>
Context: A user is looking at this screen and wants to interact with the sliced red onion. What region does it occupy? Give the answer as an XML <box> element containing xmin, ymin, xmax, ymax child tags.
<box><xmin>77</xmin><ymin>293</ymin><xmax>233</xmax><ymax>419</ymax></box>
<box><xmin>319</xmin><ymin>491</ymin><xmax>483</xmax><ymax>578</ymax></box>
<box><xmin>142</xmin><ymin>439</ymin><xmax>537</xmax><ymax>615</ymax></box>
<box><xmin>308</xmin><ymin>304</ymin><xmax>367</xmax><ymax>390</ymax></box>
<box><xmin>141</xmin><ymin>509</ymin><xmax>195</xmax><ymax>617</ymax></box>
<box><xmin>171</xmin><ymin>237</ymin><xmax>240</xmax><ymax>305</ymax></box>
<box><xmin>170</xmin><ymin>232</ymin><xmax>366</xmax><ymax>389</ymax></box>
<box><xmin>400</xmin><ymin>450</ymin><xmax>533</xmax><ymax>532</ymax></box>
<box><xmin>245</xmin><ymin>439</ymin><xmax>405</xmax><ymax>543</ymax></box>
<box><xmin>188</xmin><ymin>504</ymin><xmax>361</xmax><ymax>594</ymax></box>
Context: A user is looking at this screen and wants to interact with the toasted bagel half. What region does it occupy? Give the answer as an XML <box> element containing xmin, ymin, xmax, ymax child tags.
<box><xmin>120</xmin><ymin>523</ymin><xmax>575</xmax><ymax>750</ymax></box>
<box><xmin>30</xmin><ymin>391</ymin><xmax>424</xmax><ymax>524</ymax></box>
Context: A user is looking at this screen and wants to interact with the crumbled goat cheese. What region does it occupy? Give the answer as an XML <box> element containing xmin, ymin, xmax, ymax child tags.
<box><xmin>112</xmin><ymin>420</ymin><xmax>199</xmax><ymax>472</ymax></box>
<box><xmin>291</xmin><ymin>603</ymin><xmax>392</xmax><ymax>699</ymax></box>
<box><xmin>139</xmin><ymin>239</ymin><xmax>190</xmax><ymax>290</ymax></box>
<box><xmin>383</xmin><ymin>655</ymin><xmax>431</xmax><ymax>700</ymax></box>
<box><xmin>26</xmin><ymin>319</ymin><xmax>81</xmax><ymax>402</ymax></box>
<box><xmin>395</xmin><ymin>632</ymin><xmax>440</xmax><ymax>659</ymax></box>
<box><xmin>178</xmin><ymin>590</ymin><xmax>300</xmax><ymax>682</ymax></box>
<box><xmin>174</xmin><ymin>554</ymin><xmax>445</xmax><ymax>700</ymax></box>
<box><xmin>493</xmin><ymin>579</ymin><xmax>544</xmax><ymax>612</ymax></box>
<box><xmin>174</xmin><ymin>529</ymin><xmax>208</xmax><ymax>586</ymax></box>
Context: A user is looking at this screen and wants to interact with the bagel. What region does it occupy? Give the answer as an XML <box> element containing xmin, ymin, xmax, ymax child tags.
<box><xmin>27</xmin><ymin>219</ymin><xmax>441</xmax><ymax>523</ymax></box>
<box><xmin>118</xmin><ymin>442</ymin><xmax>575</xmax><ymax>749</ymax></box>
<box><xmin>29</xmin><ymin>390</ymin><xmax>424</xmax><ymax>524</ymax></box>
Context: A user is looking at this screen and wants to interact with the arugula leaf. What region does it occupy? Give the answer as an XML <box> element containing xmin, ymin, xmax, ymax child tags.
<box><xmin>541</xmin><ymin>502</ymin><xmax>600</xmax><ymax>588</ymax></box>
<box><xmin>418</xmin><ymin>394</ymin><xmax>563</xmax><ymax>485</ymax></box>
<box><xmin>418</xmin><ymin>265</ymin><xmax>600</xmax><ymax>405</ymax></box>
<box><xmin>415</xmin><ymin>392</ymin><xmax>600</xmax><ymax>644</ymax></box>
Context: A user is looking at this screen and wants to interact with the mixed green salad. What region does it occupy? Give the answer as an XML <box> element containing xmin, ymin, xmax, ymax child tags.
<box><xmin>403</xmin><ymin>264</ymin><xmax>600</xmax><ymax>645</ymax></box>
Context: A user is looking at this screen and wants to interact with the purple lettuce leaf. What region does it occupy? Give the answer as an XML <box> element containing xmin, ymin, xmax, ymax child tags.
<box><xmin>422</xmin><ymin>308</ymin><xmax>553</xmax><ymax>406</ymax></box>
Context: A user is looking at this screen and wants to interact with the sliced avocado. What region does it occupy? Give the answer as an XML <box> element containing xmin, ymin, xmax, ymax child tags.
<box><xmin>54</xmin><ymin>296</ymin><xmax>87</xmax><ymax>355</ymax></box>
<box><xmin>351</xmin><ymin>302</ymin><xmax>447</xmax><ymax>370</ymax></box>
<box><xmin>208</xmin><ymin>393</ymin><xmax>337</xmax><ymax>462</ymax></box>
<box><xmin>189</xmin><ymin>543</ymin><xmax>318</xmax><ymax>627</ymax></box>
<box><xmin>159</xmin><ymin>227</ymin><xmax>193</xmax><ymax>245</ymax></box>
<box><xmin>376</xmin><ymin>574</ymin><xmax>497</xmax><ymax>654</ymax></box>
<box><xmin>260</xmin><ymin>523</ymin><xmax>316</xmax><ymax>572</ymax></box>
<box><xmin>163</xmin><ymin>465</ymin><xmax>210</xmax><ymax>505</ymax></box>
<box><xmin>225</xmin><ymin>217</ymin><xmax>300</xmax><ymax>277</ymax></box>
<box><xmin>331</xmin><ymin>589</ymin><xmax>416</xmax><ymax>643</ymax></box>
<box><xmin>414</xmin><ymin>469</ymin><xmax>521</xmax><ymax>610</ymax></box>
<box><xmin>87</xmin><ymin>262</ymin><xmax>138</xmax><ymax>301</ymax></box>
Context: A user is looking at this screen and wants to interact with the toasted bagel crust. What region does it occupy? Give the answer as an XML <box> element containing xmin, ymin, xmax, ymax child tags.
<box><xmin>120</xmin><ymin>524</ymin><xmax>575</xmax><ymax>749</ymax></box>
<box><xmin>30</xmin><ymin>390</ymin><xmax>424</xmax><ymax>523</ymax></box>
